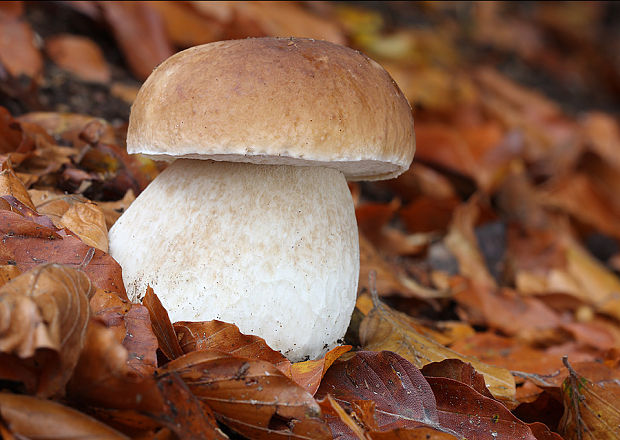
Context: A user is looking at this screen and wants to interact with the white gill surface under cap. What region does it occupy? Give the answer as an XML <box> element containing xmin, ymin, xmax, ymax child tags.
<box><xmin>108</xmin><ymin>159</ymin><xmax>359</xmax><ymax>361</ymax></box>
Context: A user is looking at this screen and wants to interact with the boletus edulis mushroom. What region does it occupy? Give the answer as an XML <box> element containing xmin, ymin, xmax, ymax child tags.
<box><xmin>109</xmin><ymin>37</ymin><xmax>415</xmax><ymax>362</ymax></box>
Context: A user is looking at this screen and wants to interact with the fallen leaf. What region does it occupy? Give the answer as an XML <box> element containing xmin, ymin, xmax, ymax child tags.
<box><xmin>559</xmin><ymin>357</ymin><xmax>620</xmax><ymax>440</ymax></box>
<box><xmin>291</xmin><ymin>345</ymin><xmax>352</xmax><ymax>395</ymax></box>
<box><xmin>45</xmin><ymin>34</ymin><xmax>111</xmax><ymax>84</ymax></box>
<box><xmin>154</xmin><ymin>372</ymin><xmax>228</xmax><ymax>439</ymax></box>
<box><xmin>89</xmin><ymin>289</ymin><xmax>158</xmax><ymax>376</ymax></box>
<box><xmin>0</xmin><ymin>264</ymin><xmax>92</xmax><ymax>397</ymax></box>
<box><xmin>28</xmin><ymin>190</ymin><xmax>109</xmax><ymax>251</ymax></box>
<box><xmin>159</xmin><ymin>350</ymin><xmax>331</xmax><ymax>439</ymax></box>
<box><xmin>142</xmin><ymin>287</ymin><xmax>184</xmax><ymax>362</ymax></box>
<box><xmin>537</xmin><ymin>173</ymin><xmax>620</xmax><ymax>240</ymax></box>
<box><xmin>427</xmin><ymin>377</ymin><xmax>542</xmax><ymax>440</ymax></box>
<box><xmin>315</xmin><ymin>351</ymin><xmax>454</xmax><ymax>437</ymax></box>
<box><xmin>359</xmin><ymin>289</ymin><xmax>516</xmax><ymax>401</ymax></box>
<box><xmin>99</xmin><ymin>1</ymin><xmax>175</xmax><ymax>81</ymax></box>
<box><xmin>16</xmin><ymin>112</ymin><xmax>117</xmax><ymax>148</ymax></box>
<box><xmin>0</xmin><ymin>202</ymin><xmax>126</xmax><ymax>297</ymax></box>
<box><xmin>0</xmin><ymin>168</ymin><xmax>35</xmax><ymax>210</ymax></box>
<box><xmin>96</xmin><ymin>189</ymin><xmax>135</xmax><ymax>228</ymax></box>
<box><xmin>148</xmin><ymin>1</ymin><xmax>224</xmax><ymax>47</ymax></box>
<box><xmin>67</xmin><ymin>319</ymin><xmax>163</xmax><ymax>411</ymax></box>
<box><xmin>0</xmin><ymin>392</ymin><xmax>129</xmax><ymax>439</ymax></box>
<box><xmin>174</xmin><ymin>320</ymin><xmax>292</xmax><ymax>377</ymax></box>
<box><xmin>0</xmin><ymin>17</ymin><xmax>43</xmax><ymax>79</ymax></box>
<box><xmin>421</xmin><ymin>359</ymin><xmax>494</xmax><ymax>399</ymax></box>
<box><xmin>444</xmin><ymin>195</ymin><xmax>497</xmax><ymax>290</ymax></box>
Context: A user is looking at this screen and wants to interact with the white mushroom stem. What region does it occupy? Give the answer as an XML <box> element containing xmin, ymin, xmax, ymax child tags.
<box><xmin>108</xmin><ymin>159</ymin><xmax>359</xmax><ymax>361</ymax></box>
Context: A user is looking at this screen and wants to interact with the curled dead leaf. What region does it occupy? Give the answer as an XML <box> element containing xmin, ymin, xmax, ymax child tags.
<box><xmin>359</xmin><ymin>288</ymin><xmax>516</xmax><ymax>402</ymax></box>
<box><xmin>0</xmin><ymin>264</ymin><xmax>93</xmax><ymax>397</ymax></box>
<box><xmin>159</xmin><ymin>350</ymin><xmax>331</xmax><ymax>440</ymax></box>
<box><xmin>0</xmin><ymin>392</ymin><xmax>129</xmax><ymax>439</ymax></box>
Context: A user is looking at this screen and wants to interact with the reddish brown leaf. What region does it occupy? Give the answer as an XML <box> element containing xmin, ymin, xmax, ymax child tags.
<box><xmin>143</xmin><ymin>287</ymin><xmax>184</xmax><ymax>361</ymax></box>
<box><xmin>67</xmin><ymin>319</ymin><xmax>163</xmax><ymax>412</ymax></box>
<box><xmin>45</xmin><ymin>34</ymin><xmax>111</xmax><ymax>84</ymax></box>
<box><xmin>0</xmin><ymin>392</ymin><xmax>129</xmax><ymax>439</ymax></box>
<box><xmin>159</xmin><ymin>350</ymin><xmax>331</xmax><ymax>440</ymax></box>
<box><xmin>427</xmin><ymin>377</ymin><xmax>541</xmax><ymax>440</ymax></box>
<box><xmin>559</xmin><ymin>358</ymin><xmax>620</xmax><ymax>440</ymax></box>
<box><xmin>174</xmin><ymin>320</ymin><xmax>292</xmax><ymax>376</ymax></box>
<box><xmin>148</xmin><ymin>1</ymin><xmax>224</xmax><ymax>48</ymax></box>
<box><xmin>89</xmin><ymin>289</ymin><xmax>157</xmax><ymax>376</ymax></box>
<box><xmin>154</xmin><ymin>372</ymin><xmax>228</xmax><ymax>439</ymax></box>
<box><xmin>421</xmin><ymin>359</ymin><xmax>494</xmax><ymax>399</ymax></box>
<box><xmin>0</xmin><ymin>207</ymin><xmax>127</xmax><ymax>298</ymax></box>
<box><xmin>0</xmin><ymin>17</ymin><xmax>43</xmax><ymax>79</ymax></box>
<box><xmin>291</xmin><ymin>345</ymin><xmax>352</xmax><ymax>395</ymax></box>
<box><xmin>0</xmin><ymin>264</ymin><xmax>93</xmax><ymax>397</ymax></box>
<box><xmin>0</xmin><ymin>168</ymin><xmax>35</xmax><ymax>210</ymax></box>
<box><xmin>315</xmin><ymin>351</ymin><xmax>448</xmax><ymax>436</ymax></box>
<box><xmin>99</xmin><ymin>1</ymin><xmax>174</xmax><ymax>81</ymax></box>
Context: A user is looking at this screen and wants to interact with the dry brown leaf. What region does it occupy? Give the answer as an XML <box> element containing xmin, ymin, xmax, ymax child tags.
<box><xmin>67</xmin><ymin>319</ymin><xmax>163</xmax><ymax>412</ymax></box>
<box><xmin>0</xmin><ymin>264</ymin><xmax>93</xmax><ymax>397</ymax></box>
<box><xmin>29</xmin><ymin>190</ymin><xmax>109</xmax><ymax>252</ymax></box>
<box><xmin>0</xmin><ymin>392</ymin><xmax>129</xmax><ymax>439</ymax></box>
<box><xmin>45</xmin><ymin>34</ymin><xmax>111</xmax><ymax>84</ymax></box>
<box><xmin>142</xmin><ymin>286</ymin><xmax>184</xmax><ymax>361</ymax></box>
<box><xmin>290</xmin><ymin>345</ymin><xmax>351</xmax><ymax>395</ymax></box>
<box><xmin>99</xmin><ymin>1</ymin><xmax>175</xmax><ymax>81</ymax></box>
<box><xmin>559</xmin><ymin>358</ymin><xmax>620</xmax><ymax>440</ymax></box>
<box><xmin>0</xmin><ymin>168</ymin><xmax>35</xmax><ymax>210</ymax></box>
<box><xmin>0</xmin><ymin>202</ymin><xmax>126</xmax><ymax>297</ymax></box>
<box><xmin>16</xmin><ymin>112</ymin><xmax>117</xmax><ymax>147</ymax></box>
<box><xmin>537</xmin><ymin>173</ymin><xmax>620</xmax><ymax>240</ymax></box>
<box><xmin>0</xmin><ymin>17</ymin><xmax>43</xmax><ymax>79</ymax></box>
<box><xmin>148</xmin><ymin>1</ymin><xmax>224</xmax><ymax>47</ymax></box>
<box><xmin>89</xmin><ymin>288</ymin><xmax>158</xmax><ymax>376</ymax></box>
<box><xmin>359</xmin><ymin>290</ymin><xmax>516</xmax><ymax>402</ymax></box>
<box><xmin>193</xmin><ymin>1</ymin><xmax>346</xmax><ymax>44</ymax></box>
<box><xmin>359</xmin><ymin>234</ymin><xmax>447</xmax><ymax>299</ymax></box>
<box><xmin>159</xmin><ymin>350</ymin><xmax>331</xmax><ymax>439</ymax></box>
<box><xmin>444</xmin><ymin>195</ymin><xmax>497</xmax><ymax>290</ymax></box>
<box><xmin>174</xmin><ymin>320</ymin><xmax>292</xmax><ymax>377</ymax></box>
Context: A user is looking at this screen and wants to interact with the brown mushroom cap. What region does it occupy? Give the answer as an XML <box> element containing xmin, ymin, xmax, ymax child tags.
<box><xmin>127</xmin><ymin>37</ymin><xmax>415</xmax><ymax>181</ymax></box>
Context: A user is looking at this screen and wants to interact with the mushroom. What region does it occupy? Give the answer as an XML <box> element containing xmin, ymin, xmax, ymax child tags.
<box><xmin>108</xmin><ymin>37</ymin><xmax>415</xmax><ymax>362</ymax></box>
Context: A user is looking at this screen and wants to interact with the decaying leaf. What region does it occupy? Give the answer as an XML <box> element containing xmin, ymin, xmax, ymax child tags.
<box><xmin>89</xmin><ymin>289</ymin><xmax>158</xmax><ymax>376</ymax></box>
<box><xmin>0</xmin><ymin>264</ymin><xmax>92</xmax><ymax>397</ymax></box>
<box><xmin>0</xmin><ymin>392</ymin><xmax>129</xmax><ymax>439</ymax></box>
<box><xmin>154</xmin><ymin>372</ymin><xmax>228</xmax><ymax>439</ymax></box>
<box><xmin>315</xmin><ymin>351</ymin><xmax>454</xmax><ymax>437</ymax></box>
<box><xmin>291</xmin><ymin>345</ymin><xmax>352</xmax><ymax>395</ymax></box>
<box><xmin>143</xmin><ymin>286</ymin><xmax>184</xmax><ymax>362</ymax></box>
<box><xmin>45</xmin><ymin>34</ymin><xmax>111</xmax><ymax>84</ymax></box>
<box><xmin>174</xmin><ymin>320</ymin><xmax>292</xmax><ymax>377</ymax></box>
<box><xmin>29</xmin><ymin>190</ymin><xmax>109</xmax><ymax>252</ymax></box>
<box><xmin>359</xmin><ymin>289</ymin><xmax>516</xmax><ymax>401</ymax></box>
<box><xmin>0</xmin><ymin>200</ymin><xmax>126</xmax><ymax>297</ymax></box>
<box><xmin>67</xmin><ymin>319</ymin><xmax>162</xmax><ymax>412</ymax></box>
<box><xmin>0</xmin><ymin>168</ymin><xmax>35</xmax><ymax>210</ymax></box>
<box><xmin>559</xmin><ymin>357</ymin><xmax>620</xmax><ymax>440</ymax></box>
<box><xmin>159</xmin><ymin>350</ymin><xmax>331</xmax><ymax>440</ymax></box>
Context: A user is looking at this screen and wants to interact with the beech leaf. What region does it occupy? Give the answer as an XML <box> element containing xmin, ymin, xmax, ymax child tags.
<box><xmin>359</xmin><ymin>288</ymin><xmax>516</xmax><ymax>402</ymax></box>
<box><xmin>0</xmin><ymin>392</ymin><xmax>129</xmax><ymax>439</ymax></box>
<box><xmin>0</xmin><ymin>204</ymin><xmax>126</xmax><ymax>298</ymax></box>
<box><xmin>559</xmin><ymin>357</ymin><xmax>620</xmax><ymax>440</ymax></box>
<box><xmin>0</xmin><ymin>264</ymin><xmax>92</xmax><ymax>397</ymax></box>
<box><xmin>174</xmin><ymin>320</ymin><xmax>292</xmax><ymax>376</ymax></box>
<box><xmin>315</xmin><ymin>351</ymin><xmax>456</xmax><ymax>438</ymax></box>
<box><xmin>158</xmin><ymin>350</ymin><xmax>331</xmax><ymax>440</ymax></box>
